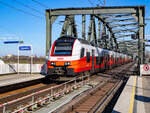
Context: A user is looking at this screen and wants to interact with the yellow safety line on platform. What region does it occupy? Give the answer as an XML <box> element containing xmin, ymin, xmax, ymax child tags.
<box><xmin>129</xmin><ymin>76</ymin><xmax>137</xmax><ymax>113</ymax></box>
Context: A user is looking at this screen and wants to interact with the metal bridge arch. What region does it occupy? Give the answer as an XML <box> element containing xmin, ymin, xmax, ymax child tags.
<box><xmin>45</xmin><ymin>6</ymin><xmax>145</xmax><ymax>65</ymax></box>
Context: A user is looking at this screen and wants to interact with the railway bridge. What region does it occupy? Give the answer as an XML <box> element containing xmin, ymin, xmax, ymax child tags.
<box><xmin>45</xmin><ymin>6</ymin><xmax>145</xmax><ymax>66</ymax></box>
<box><xmin>1</xmin><ymin>5</ymin><xmax>150</xmax><ymax>113</ymax></box>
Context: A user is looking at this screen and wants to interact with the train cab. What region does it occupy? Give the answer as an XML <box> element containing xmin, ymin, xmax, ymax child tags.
<box><xmin>47</xmin><ymin>36</ymin><xmax>76</xmax><ymax>76</ymax></box>
<box><xmin>47</xmin><ymin>36</ymin><xmax>90</xmax><ymax>77</ymax></box>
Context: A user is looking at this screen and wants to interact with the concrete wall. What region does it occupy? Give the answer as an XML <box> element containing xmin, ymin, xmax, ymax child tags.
<box><xmin>0</xmin><ymin>64</ymin><xmax>47</xmax><ymax>75</ymax></box>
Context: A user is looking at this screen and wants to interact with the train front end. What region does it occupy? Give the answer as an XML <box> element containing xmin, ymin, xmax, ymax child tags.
<box><xmin>47</xmin><ymin>36</ymin><xmax>78</xmax><ymax>77</ymax></box>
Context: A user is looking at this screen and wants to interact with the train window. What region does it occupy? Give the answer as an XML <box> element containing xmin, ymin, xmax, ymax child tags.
<box><xmin>53</xmin><ymin>42</ymin><xmax>73</xmax><ymax>55</ymax></box>
<box><xmin>80</xmin><ymin>48</ymin><xmax>85</xmax><ymax>58</ymax></box>
<box><xmin>86</xmin><ymin>52</ymin><xmax>90</xmax><ymax>63</ymax></box>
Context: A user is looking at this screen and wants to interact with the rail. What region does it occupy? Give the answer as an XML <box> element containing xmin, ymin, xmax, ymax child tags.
<box><xmin>52</xmin><ymin>63</ymin><xmax>134</xmax><ymax>113</ymax></box>
<box><xmin>93</xmin><ymin>80</ymin><xmax>123</xmax><ymax>113</ymax></box>
<box><xmin>0</xmin><ymin>62</ymin><xmax>134</xmax><ymax>113</ymax></box>
<box><xmin>0</xmin><ymin>75</ymin><xmax>90</xmax><ymax>113</ymax></box>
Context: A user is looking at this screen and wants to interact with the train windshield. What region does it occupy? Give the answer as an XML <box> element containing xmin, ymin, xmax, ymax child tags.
<box><xmin>53</xmin><ymin>41</ymin><xmax>74</xmax><ymax>56</ymax></box>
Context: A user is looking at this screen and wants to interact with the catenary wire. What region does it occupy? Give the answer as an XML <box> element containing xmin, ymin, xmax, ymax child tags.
<box><xmin>31</xmin><ymin>0</ymin><xmax>49</xmax><ymax>8</ymax></box>
<box><xmin>0</xmin><ymin>1</ymin><xmax>43</xmax><ymax>20</ymax></box>
<box><xmin>13</xmin><ymin>0</ymin><xmax>44</xmax><ymax>15</ymax></box>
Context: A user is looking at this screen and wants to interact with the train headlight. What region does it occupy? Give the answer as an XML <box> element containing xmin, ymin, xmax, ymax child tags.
<box><xmin>50</xmin><ymin>62</ymin><xmax>56</xmax><ymax>66</ymax></box>
<box><xmin>64</xmin><ymin>62</ymin><xmax>70</xmax><ymax>66</ymax></box>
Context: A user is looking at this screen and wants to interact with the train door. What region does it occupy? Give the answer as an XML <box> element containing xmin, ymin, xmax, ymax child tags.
<box><xmin>104</xmin><ymin>53</ymin><xmax>109</xmax><ymax>69</ymax></box>
<box><xmin>104</xmin><ymin>52</ymin><xmax>107</xmax><ymax>69</ymax></box>
<box><xmin>92</xmin><ymin>50</ymin><xmax>95</xmax><ymax>73</ymax></box>
<box><xmin>107</xmin><ymin>54</ymin><xmax>110</xmax><ymax>69</ymax></box>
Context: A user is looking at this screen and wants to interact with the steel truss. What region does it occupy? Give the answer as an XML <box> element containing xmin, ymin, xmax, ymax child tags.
<box><xmin>45</xmin><ymin>6</ymin><xmax>145</xmax><ymax>64</ymax></box>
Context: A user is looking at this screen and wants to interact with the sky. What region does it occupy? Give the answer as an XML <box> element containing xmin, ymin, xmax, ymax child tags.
<box><xmin>0</xmin><ymin>0</ymin><xmax>150</xmax><ymax>57</ymax></box>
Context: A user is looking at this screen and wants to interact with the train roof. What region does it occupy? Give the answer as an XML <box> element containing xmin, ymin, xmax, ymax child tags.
<box><xmin>57</xmin><ymin>36</ymin><xmax>90</xmax><ymax>45</ymax></box>
<box><xmin>57</xmin><ymin>36</ymin><xmax>131</xmax><ymax>57</ymax></box>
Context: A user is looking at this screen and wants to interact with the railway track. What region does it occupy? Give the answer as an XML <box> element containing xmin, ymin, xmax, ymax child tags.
<box><xmin>0</xmin><ymin>76</ymin><xmax>70</xmax><ymax>104</ymax></box>
<box><xmin>0</xmin><ymin>78</ymin><xmax>43</xmax><ymax>94</ymax></box>
<box><xmin>0</xmin><ymin>62</ymin><xmax>134</xmax><ymax>113</ymax></box>
<box><xmin>62</xmin><ymin>81</ymin><xmax>121</xmax><ymax>113</ymax></box>
<box><xmin>0</xmin><ymin>75</ymin><xmax>90</xmax><ymax>113</ymax></box>
<box><xmin>52</xmin><ymin>62</ymin><xmax>135</xmax><ymax>113</ymax></box>
<box><xmin>0</xmin><ymin>83</ymin><xmax>57</xmax><ymax>104</ymax></box>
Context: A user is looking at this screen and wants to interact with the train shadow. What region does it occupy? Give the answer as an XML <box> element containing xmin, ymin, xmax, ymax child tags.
<box><xmin>42</xmin><ymin>77</ymin><xmax>67</xmax><ymax>85</ymax></box>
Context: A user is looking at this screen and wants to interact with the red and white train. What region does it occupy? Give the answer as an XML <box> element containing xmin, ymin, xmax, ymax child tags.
<box><xmin>47</xmin><ymin>36</ymin><xmax>132</xmax><ymax>77</ymax></box>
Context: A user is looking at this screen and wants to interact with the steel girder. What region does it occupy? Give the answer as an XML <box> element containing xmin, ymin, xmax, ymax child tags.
<box><xmin>118</xmin><ymin>40</ymin><xmax>138</xmax><ymax>55</ymax></box>
<box><xmin>111</xmin><ymin>23</ymin><xmax>138</xmax><ymax>28</ymax></box>
<box><xmin>118</xmin><ymin>42</ymin><xmax>138</xmax><ymax>54</ymax></box>
<box><xmin>60</xmin><ymin>15</ymin><xmax>78</xmax><ymax>37</ymax></box>
<box><xmin>45</xmin><ymin>6</ymin><xmax>145</xmax><ymax>65</ymax></box>
<box><xmin>48</xmin><ymin>7</ymin><xmax>137</xmax><ymax>15</ymax></box>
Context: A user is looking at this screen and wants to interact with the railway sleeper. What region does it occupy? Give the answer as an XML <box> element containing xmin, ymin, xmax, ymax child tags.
<box><xmin>71</xmin><ymin>82</ymin><xmax>106</xmax><ymax>111</ymax></box>
<box><xmin>27</xmin><ymin>103</ymin><xmax>38</xmax><ymax>111</ymax></box>
<box><xmin>1</xmin><ymin>75</ymin><xmax>96</xmax><ymax>113</ymax></box>
<box><xmin>11</xmin><ymin>64</ymin><xmax>131</xmax><ymax>113</ymax></box>
<box><xmin>52</xmin><ymin>78</ymin><xmax>123</xmax><ymax>113</ymax></box>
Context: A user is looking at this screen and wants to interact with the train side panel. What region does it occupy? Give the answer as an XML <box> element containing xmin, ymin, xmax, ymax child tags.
<box><xmin>47</xmin><ymin>36</ymin><xmax>132</xmax><ymax>77</ymax></box>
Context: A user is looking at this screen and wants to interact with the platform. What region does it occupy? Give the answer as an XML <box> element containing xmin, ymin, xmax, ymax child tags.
<box><xmin>0</xmin><ymin>74</ymin><xmax>45</xmax><ymax>87</ymax></box>
<box><xmin>112</xmin><ymin>75</ymin><xmax>150</xmax><ymax>113</ymax></box>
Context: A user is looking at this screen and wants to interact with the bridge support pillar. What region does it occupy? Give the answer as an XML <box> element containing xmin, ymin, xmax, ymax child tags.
<box><xmin>138</xmin><ymin>7</ymin><xmax>145</xmax><ymax>65</ymax></box>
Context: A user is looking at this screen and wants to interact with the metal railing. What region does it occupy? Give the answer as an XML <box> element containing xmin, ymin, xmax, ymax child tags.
<box><xmin>0</xmin><ymin>64</ymin><xmax>46</xmax><ymax>75</ymax></box>
<box><xmin>0</xmin><ymin>75</ymin><xmax>90</xmax><ymax>113</ymax></box>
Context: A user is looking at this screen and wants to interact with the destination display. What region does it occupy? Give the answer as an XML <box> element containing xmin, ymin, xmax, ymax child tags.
<box><xmin>55</xmin><ymin>42</ymin><xmax>73</xmax><ymax>46</ymax></box>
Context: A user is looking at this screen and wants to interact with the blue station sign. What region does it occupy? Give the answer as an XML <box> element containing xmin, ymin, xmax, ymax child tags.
<box><xmin>19</xmin><ymin>46</ymin><xmax>31</xmax><ymax>51</ymax></box>
<box><xmin>4</xmin><ymin>41</ymin><xmax>20</xmax><ymax>44</ymax></box>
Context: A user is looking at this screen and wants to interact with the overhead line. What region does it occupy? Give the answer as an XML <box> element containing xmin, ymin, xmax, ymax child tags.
<box><xmin>0</xmin><ymin>1</ymin><xmax>43</xmax><ymax>20</ymax></box>
<box><xmin>31</xmin><ymin>0</ymin><xmax>49</xmax><ymax>8</ymax></box>
<box><xmin>88</xmin><ymin>0</ymin><xmax>96</xmax><ymax>7</ymax></box>
<box><xmin>13</xmin><ymin>0</ymin><xmax>44</xmax><ymax>15</ymax></box>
